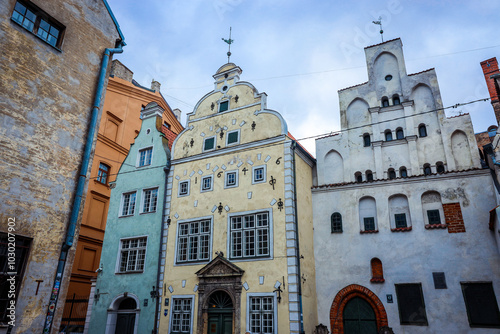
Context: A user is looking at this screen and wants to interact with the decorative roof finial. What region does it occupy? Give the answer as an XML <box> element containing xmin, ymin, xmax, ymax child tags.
<box><xmin>372</xmin><ymin>17</ymin><xmax>384</xmax><ymax>43</ymax></box>
<box><xmin>221</xmin><ymin>27</ymin><xmax>234</xmax><ymax>63</ymax></box>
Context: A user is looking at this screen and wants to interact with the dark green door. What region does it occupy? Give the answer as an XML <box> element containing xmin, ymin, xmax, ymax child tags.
<box><xmin>207</xmin><ymin>291</ymin><xmax>233</xmax><ymax>334</ymax></box>
<box><xmin>343</xmin><ymin>297</ymin><xmax>377</xmax><ymax>334</ymax></box>
<box><xmin>115</xmin><ymin>313</ymin><xmax>135</xmax><ymax>334</ymax></box>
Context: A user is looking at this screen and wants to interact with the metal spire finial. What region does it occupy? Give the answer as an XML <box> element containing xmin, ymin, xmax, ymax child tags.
<box><xmin>372</xmin><ymin>17</ymin><xmax>384</xmax><ymax>43</ymax></box>
<box><xmin>221</xmin><ymin>27</ymin><xmax>234</xmax><ymax>63</ymax></box>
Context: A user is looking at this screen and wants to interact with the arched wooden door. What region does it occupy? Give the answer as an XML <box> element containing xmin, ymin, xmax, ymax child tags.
<box><xmin>343</xmin><ymin>297</ymin><xmax>377</xmax><ymax>334</ymax></box>
<box><xmin>207</xmin><ymin>291</ymin><xmax>233</xmax><ymax>334</ymax></box>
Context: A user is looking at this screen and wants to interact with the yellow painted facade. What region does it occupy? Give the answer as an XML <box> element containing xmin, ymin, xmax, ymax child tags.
<box><xmin>159</xmin><ymin>64</ymin><xmax>317</xmax><ymax>334</ymax></box>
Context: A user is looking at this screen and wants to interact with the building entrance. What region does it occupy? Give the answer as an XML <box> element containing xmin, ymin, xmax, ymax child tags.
<box><xmin>207</xmin><ymin>291</ymin><xmax>233</xmax><ymax>334</ymax></box>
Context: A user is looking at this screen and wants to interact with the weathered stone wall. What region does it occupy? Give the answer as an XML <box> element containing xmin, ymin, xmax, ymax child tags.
<box><xmin>0</xmin><ymin>0</ymin><xmax>120</xmax><ymax>332</ymax></box>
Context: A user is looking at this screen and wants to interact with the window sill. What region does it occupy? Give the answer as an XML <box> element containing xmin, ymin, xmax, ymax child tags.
<box><xmin>360</xmin><ymin>230</ymin><xmax>379</xmax><ymax>234</ymax></box>
<box><xmin>370</xmin><ymin>278</ymin><xmax>385</xmax><ymax>283</ymax></box>
<box><xmin>119</xmin><ymin>214</ymin><xmax>135</xmax><ymax>218</ymax></box>
<box><xmin>425</xmin><ymin>224</ymin><xmax>448</xmax><ymax>229</ymax></box>
<box><xmin>140</xmin><ymin>211</ymin><xmax>156</xmax><ymax>215</ymax></box>
<box><xmin>391</xmin><ymin>226</ymin><xmax>412</xmax><ymax>232</ymax></box>
<box><xmin>93</xmin><ymin>179</ymin><xmax>110</xmax><ymax>188</ymax></box>
<box><xmin>116</xmin><ymin>270</ymin><xmax>144</xmax><ymax>274</ymax></box>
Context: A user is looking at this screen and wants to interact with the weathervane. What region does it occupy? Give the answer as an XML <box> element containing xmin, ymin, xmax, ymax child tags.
<box><xmin>372</xmin><ymin>16</ymin><xmax>384</xmax><ymax>43</ymax></box>
<box><xmin>221</xmin><ymin>27</ymin><xmax>234</xmax><ymax>63</ymax></box>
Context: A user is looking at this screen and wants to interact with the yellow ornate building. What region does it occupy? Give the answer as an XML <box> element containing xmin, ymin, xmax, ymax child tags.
<box><xmin>158</xmin><ymin>63</ymin><xmax>317</xmax><ymax>334</ymax></box>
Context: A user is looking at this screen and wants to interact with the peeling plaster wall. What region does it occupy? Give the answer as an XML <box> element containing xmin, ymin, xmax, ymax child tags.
<box><xmin>0</xmin><ymin>0</ymin><xmax>119</xmax><ymax>332</ymax></box>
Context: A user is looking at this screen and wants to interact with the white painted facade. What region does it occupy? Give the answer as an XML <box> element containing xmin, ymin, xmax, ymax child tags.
<box><xmin>313</xmin><ymin>39</ymin><xmax>500</xmax><ymax>333</ymax></box>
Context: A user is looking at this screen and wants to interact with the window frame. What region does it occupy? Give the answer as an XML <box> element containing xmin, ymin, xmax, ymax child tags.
<box><xmin>120</xmin><ymin>191</ymin><xmax>137</xmax><ymax>217</ymax></box>
<box><xmin>394</xmin><ymin>213</ymin><xmax>407</xmax><ymax>228</ymax></box>
<box><xmin>224</xmin><ymin>170</ymin><xmax>239</xmax><ymax>189</ymax></box>
<box><xmin>203</xmin><ymin>136</ymin><xmax>216</xmax><ymax>152</ymax></box>
<box><xmin>227</xmin><ymin>209</ymin><xmax>273</xmax><ymax>261</ymax></box>
<box><xmin>116</xmin><ymin>236</ymin><xmax>147</xmax><ymax>274</ymax></box>
<box><xmin>427</xmin><ymin>209</ymin><xmax>441</xmax><ymax>225</ymax></box>
<box><xmin>200</xmin><ymin>175</ymin><xmax>214</xmax><ymax>193</ymax></box>
<box><xmin>178</xmin><ymin>180</ymin><xmax>190</xmax><ymax>197</ymax></box>
<box><xmin>363</xmin><ymin>134</ymin><xmax>371</xmax><ymax>147</ymax></box>
<box><xmin>252</xmin><ymin>165</ymin><xmax>267</xmax><ymax>185</ymax></box>
<box><xmin>461</xmin><ymin>282</ymin><xmax>500</xmax><ymax>328</ymax></box>
<box><xmin>141</xmin><ymin>187</ymin><xmax>159</xmax><ymax>214</ymax></box>
<box><xmin>382</xmin><ymin>97</ymin><xmax>389</xmax><ymax>107</ymax></box>
<box><xmin>175</xmin><ymin>217</ymin><xmax>213</xmax><ymax>265</ymax></box>
<box><xmin>137</xmin><ymin>146</ymin><xmax>153</xmax><ymax>167</ymax></box>
<box><xmin>246</xmin><ymin>293</ymin><xmax>278</xmax><ymax>334</ymax></box>
<box><xmin>419</xmin><ymin>124</ymin><xmax>427</xmax><ymax>137</ymax></box>
<box><xmin>219</xmin><ymin>100</ymin><xmax>229</xmax><ymax>112</ymax></box>
<box><xmin>169</xmin><ymin>295</ymin><xmax>195</xmax><ymax>334</ymax></box>
<box><xmin>331</xmin><ymin>212</ymin><xmax>342</xmax><ymax>233</ymax></box>
<box><xmin>226</xmin><ymin>129</ymin><xmax>240</xmax><ymax>146</ymax></box>
<box><xmin>364</xmin><ymin>217</ymin><xmax>376</xmax><ymax>231</ymax></box>
<box><xmin>396</xmin><ymin>128</ymin><xmax>404</xmax><ymax>140</ymax></box>
<box><xmin>393</xmin><ymin>95</ymin><xmax>401</xmax><ymax>105</ymax></box>
<box><xmin>395</xmin><ymin>283</ymin><xmax>429</xmax><ymax>326</ymax></box>
<box><xmin>97</xmin><ymin>162</ymin><xmax>110</xmax><ymax>185</ymax></box>
<box><xmin>385</xmin><ymin>130</ymin><xmax>393</xmax><ymax>141</ymax></box>
<box><xmin>399</xmin><ymin>167</ymin><xmax>408</xmax><ymax>178</ymax></box>
<box><xmin>423</xmin><ymin>164</ymin><xmax>432</xmax><ymax>175</ymax></box>
<box><xmin>366</xmin><ymin>171</ymin><xmax>374</xmax><ymax>182</ymax></box>
<box><xmin>388</xmin><ymin>169</ymin><xmax>396</xmax><ymax>180</ymax></box>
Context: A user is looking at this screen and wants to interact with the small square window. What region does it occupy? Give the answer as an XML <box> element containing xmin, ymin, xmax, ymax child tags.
<box><xmin>252</xmin><ymin>166</ymin><xmax>266</xmax><ymax>184</ymax></box>
<box><xmin>226</xmin><ymin>130</ymin><xmax>239</xmax><ymax>146</ymax></box>
<box><xmin>138</xmin><ymin>147</ymin><xmax>153</xmax><ymax>167</ymax></box>
<box><xmin>395</xmin><ymin>213</ymin><xmax>407</xmax><ymax>228</ymax></box>
<box><xmin>225</xmin><ymin>171</ymin><xmax>238</xmax><ymax>188</ymax></box>
<box><xmin>201</xmin><ymin>175</ymin><xmax>213</xmax><ymax>192</ymax></box>
<box><xmin>203</xmin><ymin>137</ymin><xmax>215</xmax><ymax>152</ymax></box>
<box><xmin>433</xmin><ymin>272</ymin><xmax>447</xmax><ymax>289</ymax></box>
<box><xmin>178</xmin><ymin>181</ymin><xmax>190</xmax><ymax>197</ymax></box>
<box><xmin>427</xmin><ymin>210</ymin><xmax>441</xmax><ymax>225</ymax></box>
<box><xmin>364</xmin><ymin>217</ymin><xmax>375</xmax><ymax>231</ymax></box>
<box><xmin>219</xmin><ymin>100</ymin><xmax>229</xmax><ymax>112</ymax></box>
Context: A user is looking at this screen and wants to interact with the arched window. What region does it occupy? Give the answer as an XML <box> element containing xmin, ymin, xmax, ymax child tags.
<box><xmin>393</xmin><ymin>95</ymin><xmax>401</xmax><ymax>105</ymax></box>
<box><xmin>399</xmin><ymin>167</ymin><xmax>408</xmax><ymax>178</ymax></box>
<box><xmin>363</xmin><ymin>133</ymin><xmax>371</xmax><ymax>147</ymax></box>
<box><xmin>331</xmin><ymin>212</ymin><xmax>342</xmax><ymax>233</ymax></box>
<box><xmin>389</xmin><ymin>194</ymin><xmax>412</xmax><ymax>230</ymax></box>
<box><xmin>422</xmin><ymin>191</ymin><xmax>444</xmax><ymax>227</ymax></box>
<box><xmin>424</xmin><ymin>163</ymin><xmax>432</xmax><ymax>175</ymax></box>
<box><xmin>388</xmin><ymin>168</ymin><xmax>396</xmax><ymax>179</ymax></box>
<box><xmin>382</xmin><ymin>97</ymin><xmax>389</xmax><ymax>107</ymax></box>
<box><xmin>359</xmin><ymin>197</ymin><xmax>377</xmax><ymax>232</ymax></box>
<box><xmin>355</xmin><ymin>172</ymin><xmax>363</xmax><ymax>183</ymax></box>
<box><xmin>370</xmin><ymin>258</ymin><xmax>384</xmax><ymax>282</ymax></box>
<box><xmin>366</xmin><ymin>170</ymin><xmax>373</xmax><ymax>182</ymax></box>
<box><xmin>436</xmin><ymin>162</ymin><xmax>445</xmax><ymax>173</ymax></box>
<box><xmin>418</xmin><ymin>124</ymin><xmax>427</xmax><ymax>137</ymax></box>
<box><xmin>385</xmin><ymin>130</ymin><xmax>393</xmax><ymax>141</ymax></box>
<box><xmin>396</xmin><ymin>127</ymin><xmax>404</xmax><ymax>140</ymax></box>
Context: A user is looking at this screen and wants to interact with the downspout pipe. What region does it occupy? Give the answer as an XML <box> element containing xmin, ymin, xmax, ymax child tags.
<box><xmin>291</xmin><ymin>140</ymin><xmax>305</xmax><ymax>334</ymax></box>
<box><xmin>43</xmin><ymin>43</ymin><xmax>124</xmax><ymax>334</ymax></box>
<box><xmin>483</xmin><ymin>143</ymin><xmax>500</xmax><ymax>195</ymax></box>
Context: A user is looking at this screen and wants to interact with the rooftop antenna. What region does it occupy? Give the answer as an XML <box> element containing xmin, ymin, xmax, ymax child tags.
<box><xmin>372</xmin><ymin>17</ymin><xmax>384</xmax><ymax>43</ymax></box>
<box><xmin>222</xmin><ymin>27</ymin><xmax>234</xmax><ymax>63</ymax></box>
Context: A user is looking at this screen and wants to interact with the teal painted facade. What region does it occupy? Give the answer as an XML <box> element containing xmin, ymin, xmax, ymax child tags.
<box><xmin>87</xmin><ymin>102</ymin><xmax>170</xmax><ymax>334</ymax></box>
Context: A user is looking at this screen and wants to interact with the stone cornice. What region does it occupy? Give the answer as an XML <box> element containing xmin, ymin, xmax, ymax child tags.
<box><xmin>97</xmin><ymin>133</ymin><xmax>129</xmax><ymax>155</ymax></box>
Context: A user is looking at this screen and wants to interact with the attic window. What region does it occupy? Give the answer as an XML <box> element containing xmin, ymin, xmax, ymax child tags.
<box><xmin>385</xmin><ymin>75</ymin><xmax>393</xmax><ymax>81</ymax></box>
<box><xmin>219</xmin><ymin>101</ymin><xmax>229</xmax><ymax>112</ymax></box>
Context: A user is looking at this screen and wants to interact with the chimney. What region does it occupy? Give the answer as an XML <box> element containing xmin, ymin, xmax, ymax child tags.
<box><xmin>172</xmin><ymin>108</ymin><xmax>182</xmax><ymax>121</ymax></box>
<box><xmin>151</xmin><ymin>79</ymin><xmax>161</xmax><ymax>92</ymax></box>
<box><xmin>480</xmin><ymin>57</ymin><xmax>500</xmax><ymax>125</ymax></box>
<box><xmin>110</xmin><ymin>60</ymin><xmax>134</xmax><ymax>82</ymax></box>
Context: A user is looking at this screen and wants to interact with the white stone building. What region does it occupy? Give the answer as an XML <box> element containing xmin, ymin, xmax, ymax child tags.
<box><xmin>312</xmin><ymin>38</ymin><xmax>500</xmax><ymax>333</ymax></box>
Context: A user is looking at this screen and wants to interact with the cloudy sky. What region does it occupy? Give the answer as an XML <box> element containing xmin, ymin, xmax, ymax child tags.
<box><xmin>106</xmin><ymin>0</ymin><xmax>500</xmax><ymax>155</ymax></box>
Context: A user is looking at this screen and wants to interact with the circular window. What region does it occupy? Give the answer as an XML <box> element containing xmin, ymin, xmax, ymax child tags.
<box><xmin>385</xmin><ymin>75</ymin><xmax>392</xmax><ymax>81</ymax></box>
<box><xmin>222</xmin><ymin>86</ymin><xmax>228</xmax><ymax>91</ymax></box>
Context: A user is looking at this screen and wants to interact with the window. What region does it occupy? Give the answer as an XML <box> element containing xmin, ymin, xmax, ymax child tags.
<box><xmin>355</xmin><ymin>172</ymin><xmax>362</xmax><ymax>183</ymax></box>
<box><xmin>382</xmin><ymin>97</ymin><xmax>389</xmax><ymax>107</ymax></box>
<box><xmin>385</xmin><ymin>75</ymin><xmax>393</xmax><ymax>81</ymax></box>
<box><xmin>388</xmin><ymin>169</ymin><xmax>396</xmax><ymax>179</ymax></box>
<box><xmin>436</xmin><ymin>162</ymin><xmax>445</xmax><ymax>173</ymax></box>
<box><xmin>97</xmin><ymin>163</ymin><xmax>110</xmax><ymax>184</ymax></box>
<box><xmin>0</xmin><ymin>233</ymin><xmax>31</xmax><ymax>322</ymax></box>
<box><xmin>219</xmin><ymin>100</ymin><xmax>229</xmax><ymax>112</ymax></box>
<box><xmin>370</xmin><ymin>258</ymin><xmax>384</xmax><ymax>283</ymax></box>
<box><xmin>395</xmin><ymin>283</ymin><xmax>428</xmax><ymax>325</ymax></box>
<box><xmin>203</xmin><ymin>136</ymin><xmax>215</xmax><ymax>152</ymax></box>
<box><xmin>225</xmin><ymin>170</ymin><xmax>238</xmax><ymax>188</ymax></box>
<box><xmin>200</xmin><ymin>175</ymin><xmax>213</xmax><ymax>192</ymax></box>
<box><xmin>419</xmin><ymin>124</ymin><xmax>427</xmax><ymax>137</ymax></box>
<box><xmin>226</xmin><ymin>130</ymin><xmax>239</xmax><ymax>146</ymax></box>
<box><xmin>363</xmin><ymin>134</ymin><xmax>371</xmax><ymax>147</ymax></box>
<box><xmin>121</xmin><ymin>192</ymin><xmax>136</xmax><ymax>216</ymax></box>
<box><xmin>178</xmin><ymin>180</ymin><xmax>190</xmax><ymax>197</ymax></box>
<box><xmin>252</xmin><ymin>166</ymin><xmax>266</xmax><ymax>184</ymax></box>
<box><xmin>396</xmin><ymin>128</ymin><xmax>404</xmax><ymax>139</ymax></box>
<box><xmin>170</xmin><ymin>297</ymin><xmax>193</xmax><ymax>333</ymax></box>
<box><xmin>248</xmin><ymin>295</ymin><xmax>275</xmax><ymax>334</ymax></box>
<box><xmin>176</xmin><ymin>219</ymin><xmax>211</xmax><ymax>263</ymax></box>
<box><xmin>142</xmin><ymin>188</ymin><xmax>158</xmax><ymax>213</ymax></box>
<box><xmin>393</xmin><ymin>95</ymin><xmax>401</xmax><ymax>105</ymax></box>
<box><xmin>331</xmin><ymin>212</ymin><xmax>342</xmax><ymax>233</ymax></box>
<box><xmin>433</xmin><ymin>272</ymin><xmax>447</xmax><ymax>289</ymax></box>
<box><xmin>230</xmin><ymin>211</ymin><xmax>270</xmax><ymax>260</ymax></box>
<box><xmin>427</xmin><ymin>210</ymin><xmax>441</xmax><ymax>225</ymax></box>
<box><xmin>385</xmin><ymin>130</ymin><xmax>393</xmax><ymax>141</ymax></box>
<box><xmin>364</xmin><ymin>217</ymin><xmax>375</xmax><ymax>231</ymax></box>
<box><xmin>138</xmin><ymin>147</ymin><xmax>152</xmax><ymax>167</ymax></box>
<box><xmin>366</xmin><ymin>170</ymin><xmax>373</xmax><ymax>182</ymax></box>
<box><xmin>400</xmin><ymin>167</ymin><xmax>408</xmax><ymax>178</ymax></box>
<box><xmin>394</xmin><ymin>213</ymin><xmax>407</xmax><ymax>228</ymax></box>
<box><xmin>423</xmin><ymin>164</ymin><xmax>432</xmax><ymax>175</ymax></box>
<box><xmin>461</xmin><ymin>282</ymin><xmax>500</xmax><ymax>327</ymax></box>
<box><xmin>11</xmin><ymin>1</ymin><xmax>64</xmax><ymax>48</ymax></box>
<box><xmin>118</xmin><ymin>237</ymin><xmax>146</xmax><ymax>273</ymax></box>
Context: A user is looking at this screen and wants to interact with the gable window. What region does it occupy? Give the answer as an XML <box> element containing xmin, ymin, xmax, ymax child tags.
<box><xmin>142</xmin><ymin>188</ymin><xmax>158</xmax><ymax>213</ymax></box>
<box><xmin>11</xmin><ymin>1</ymin><xmax>64</xmax><ymax>49</ymax></box>
<box><xmin>252</xmin><ymin>166</ymin><xmax>266</xmax><ymax>184</ymax></box>
<box><xmin>400</xmin><ymin>167</ymin><xmax>408</xmax><ymax>178</ymax></box>
<box><xmin>423</xmin><ymin>164</ymin><xmax>432</xmax><ymax>175</ymax></box>
<box><xmin>363</xmin><ymin>134</ymin><xmax>371</xmax><ymax>147</ymax></box>
<box><xmin>395</xmin><ymin>283</ymin><xmax>428</xmax><ymax>325</ymax></box>
<box><xmin>382</xmin><ymin>97</ymin><xmax>389</xmax><ymax>107</ymax></box>
<box><xmin>178</xmin><ymin>180</ymin><xmax>190</xmax><ymax>197</ymax></box>
<box><xmin>97</xmin><ymin>163</ymin><xmax>110</xmax><ymax>184</ymax></box>
<box><xmin>461</xmin><ymin>282</ymin><xmax>500</xmax><ymax>327</ymax></box>
<box><xmin>201</xmin><ymin>175</ymin><xmax>213</xmax><ymax>192</ymax></box>
<box><xmin>366</xmin><ymin>170</ymin><xmax>373</xmax><ymax>181</ymax></box>
<box><xmin>248</xmin><ymin>294</ymin><xmax>276</xmax><ymax>334</ymax></box>
<box><xmin>219</xmin><ymin>100</ymin><xmax>229</xmax><ymax>112</ymax></box>
<box><xmin>230</xmin><ymin>211</ymin><xmax>271</xmax><ymax>260</ymax></box>
<box><xmin>226</xmin><ymin>130</ymin><xmax>239</xmax><ymax>146</ymax></box>
<box><xmin>118</xmin><ymin>237</ymin><xmax>146</xmax><ymax>273</ymax></box>
<box><xmin>138</xmin><ymin>147</ymin><xmax>152</xmax><ymax>167</ymax></box>
<box><xmin>176</xmin><ymin>219</ymin><xmax>211</xmax><ymax>263</ymax></box>
<box><xmin>385</xmin><ymin>130</ymin><xmax>393</xmax><ymax>141</ymax></box>
<box><xmin>331</xmin><ymin>212</ymin><xmax>342</xmax><ymax>233</ymax></box>
<box><xmin>203</xmin><ymin>136</ymin><xmax>216</xmax><ymax>152</ymax></box>
<box><xmin>396</xmin><ymin>128</ymin><xmax>404</xmax><ymax>140</ymax></box>
<box><xmin>419</xmin><ymin>124</ymin><xmax>427</xmax><ymax>137</ymax></box>
<box><xmin>121</xmin><ymin>192</ymin><xmax>136</xmax><ymax>216</ymax></box>
<box><xmin>170</xmin><ymin>297</ymin><xmax>194</xmax><ymax>333</ymax></box>
<box><xmin>225</xmin><ymin>170</ymin><xmax>238</xmax><ymax>188</ymax></box>
<box><xmin>393</xmin><ymin>95</ymin><xmax>401</xmax><ymax>105</ymax></box>
<box><xmin>388</xmin><ymin>168</ymin><xmax>396</xmax><ymax>179</ymax></box>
